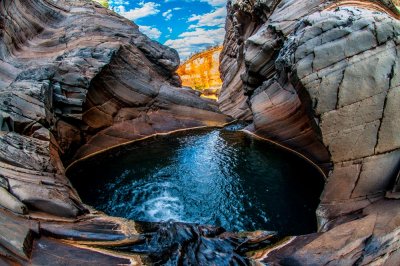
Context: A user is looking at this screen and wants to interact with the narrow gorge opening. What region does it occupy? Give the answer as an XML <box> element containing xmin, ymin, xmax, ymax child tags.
<box><xmin>176</xmin><ymin>46</ymin><xmax>223</xmax><ymax>100</ymax></box>
<box><xmin>68</xmin><ymin>125</ymin><xmax>325</xmax><ymax>236</ymax></box>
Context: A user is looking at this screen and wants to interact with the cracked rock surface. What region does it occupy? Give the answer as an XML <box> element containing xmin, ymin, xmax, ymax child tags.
<box><xmin>219</xmin><ymin>0</ymin><xmax>400</xmax><ymax>264</ymax></box>
<box><xmin>0</xmin><ymin>0</ymin><xmax>251</xmax><ymax>264</ymax></box>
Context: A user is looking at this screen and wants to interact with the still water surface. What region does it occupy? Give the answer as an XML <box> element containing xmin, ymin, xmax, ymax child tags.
<box><xmin>69</xmin><ymin>126</ymin><xmax>324</xmax><ymax>235</ymax></box>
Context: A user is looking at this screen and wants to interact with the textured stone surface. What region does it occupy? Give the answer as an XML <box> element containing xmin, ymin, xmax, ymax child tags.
<box><xmin>0</xmin><ymin>0</ymin><xmax>240</xmax><ymax>264</ymax></box>
<box><xmin>0</xmin><ymin>209</ymin><xmax>38</xmax><ymax>261</ymax></box>
<box><xmin>279</xmin><ymin>6</ymin><xmax>400</xmax><ymax>220</ymax></box>
<box><xmin>0</xmin><ymin>187</ymin><xmax>27</xmax><ymax>215</ymax></box>
<box><xmin>0</xmin><ymin>0</ymin><xmax>229</xmax><ymax>219</ymax></box>
<box><xmin>30</xmin><ymin>237</ymin><xmax>132</xmax><ymax>266</ymax></box>
<box><xmin>261</xmin><ymin>199</ymin><xmax>400</xmax><ymax>265</ymax></box>
<box><xmin>1</xmin><ymin>0</ymin><xmax>400</xmax><ymax>264</ymax></box>
<box><xmin>219</xmin><ymin>0</ymin><xmax>400</xmax><ymax>264</ymax></box>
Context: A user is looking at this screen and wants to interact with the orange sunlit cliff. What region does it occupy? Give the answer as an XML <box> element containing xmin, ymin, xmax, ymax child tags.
<box><xmin>177</xmin><ymin>46</ymin><xmax>223</xmax><ymax>100</ymax></box>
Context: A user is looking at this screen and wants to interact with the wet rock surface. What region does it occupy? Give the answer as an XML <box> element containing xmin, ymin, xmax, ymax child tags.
<box><xmin>118</xmin><ymin>221</ymin><xmax>277</xmax><ymax>265</ymax></box>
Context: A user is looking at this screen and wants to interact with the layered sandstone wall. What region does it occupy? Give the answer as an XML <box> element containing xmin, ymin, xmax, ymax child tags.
<box><xmin>0</xmin><ymin>0</ymin><xmax>229</xmax><ymax>219</ymax></box>
<box><xmin>177</xmin><ymin>46</ymin><xmax>223</xmax><ymax>99</ymax></box>
<box><xmin>0</xmin><ymin>0</ymin><xmax>235</xmax><ymax>263</ymax></box>
<box><xmin>219</xmin><ymin>0</ymin><xmax>400</xmax><ymax>264</ymax></box>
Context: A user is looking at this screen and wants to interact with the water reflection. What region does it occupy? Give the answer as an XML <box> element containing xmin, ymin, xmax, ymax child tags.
<box><xmin>69</xmin><ymin>128</ymin><xmax>324</xmax><ymax>235</ymax></box>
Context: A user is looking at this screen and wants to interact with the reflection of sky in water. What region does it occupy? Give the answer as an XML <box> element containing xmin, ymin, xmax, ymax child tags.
<box><xmin>71</xmin><ymin>129</ymin><xmax>324</xmax><ymax>235</ymax></box>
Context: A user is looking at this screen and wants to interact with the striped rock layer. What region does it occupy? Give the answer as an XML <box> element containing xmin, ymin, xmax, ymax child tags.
<box><xmin>0</xmin><ymin>0</ymin><xmax>400</xmax><ymax>265</ymax></box>
<box><xmin>0</xmin><ymin>0</ymin><xmax>240</xmax><ymax>264</ymax></box>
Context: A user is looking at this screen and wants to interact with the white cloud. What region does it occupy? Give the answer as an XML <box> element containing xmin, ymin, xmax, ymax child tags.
<box><xmin>165</xmin><ymin>27</ymin><xmax>224</xmax><ymax>59</ymax></box>
<box><xmin>201</xmin><ymin>0</ymin><xmax>226</xmax><ymax>7</ymax></box>
<box><xmin>163</xmin><ymin>3</ymin><xmax>226</xmax><ymax>59</ymax></box>
<box><xmin>162</xmin><ymin>7</ymin><xmax>182</xmax><ymax>21</ymax></box>
<box><xmin>162</xmin><ymin>9</ymin><xmax>173</xmax><ymax>20</ymax></box>
<box><xmin>164</xmin><ymin>0</ymin><xmax>226</xmax><ymax>7</ymax></box>
<box><xmin>109</xmin><ymin>1</ymin><xmax>227</xmax><ymax>59</ymax></box>
<box><xmin>188</xmin><ymin>6</ymin><xmax>226</xmax><ymax>28</ymax></box>
<box><xmin>117</xmin><ymin>2</ymin><xmax>160</xmax><ymax>20</ymax></box>
<box><xmin>139</xmin><ymin>25</ymin><xmax>162</xmax><ymax>40</ymax></box>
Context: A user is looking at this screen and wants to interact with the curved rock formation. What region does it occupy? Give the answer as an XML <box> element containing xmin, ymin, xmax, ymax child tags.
<box><xmin>219</xmin><ymin>0</ymin><xmax>400</xmax><ymax>264</ymax></box>
<box><xmin>0</xmin><ymin>0</ymin><xmax>244</xmax><ymax>264</ymax></box>
<box><xmin>1</xmin><ymin>0</ymin><xmax>400</xmax><ymax>264</ymax></box>
<box><xmin>177</xmin><ymin>46</ymin><xmax>223</xmax><ymax>99</ymax></box>
<box><xmin>0</xmin><ymin>0</ymin><xmax>229</xmax><ymax>216</ymax></box>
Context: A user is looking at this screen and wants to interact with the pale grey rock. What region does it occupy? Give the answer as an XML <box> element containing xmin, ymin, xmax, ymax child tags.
<box><xmin>220</xmin><ymin>1</ymin><xmax>400</xmax><ymax>264</ymax></box>
<box><xmin>324</xmin><ymin>121</ymin><xmax>380</xmax><ymax>163</ymax></box>
<box><xmin>351</xmin><ymin>150</ymin><xmax>400</xmax><ymax>198</ymax></box>
<box><xmin>320</xmin><ymin>91</ymin><xmax>385</xmax><ymax>135</ymax></box>
<box><xmin>338</xmin><ymin>41</ymin><xmax>395</xmax><ymax>108</ymax></box>
<box><xmin>0</xmin><ymin>176</ymin><xmax>8</xmax><ymax>190</ymax></box>
<box><xmin>376</xmin><ymin>72</ymin><xmax>400</xmax><ymax>153</ymax></box>
<box><xmin>0</xmin><ymin>187</ymin><xmax>28</xmax><ymax>215</ymax></box>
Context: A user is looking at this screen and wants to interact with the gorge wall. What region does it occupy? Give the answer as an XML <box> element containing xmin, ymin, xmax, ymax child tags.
<box><xmin>0</xmin><ymin>0</ymin><xmax>240</xmax><ymax>264</ymax></box>
<box><xmin>0</xmin><ymin>0</ymin><xmax>229</xmax><ymax>216</ymax></box>
<box><xmin>219</xmin><ymin>0</ymin><xmax>400</xmax><ymax>264</ymax></box>
<box><xmin>177</xmin><ymin>46</ymin><xmax>223</xmax><ymax>99</ymax></box>
<box><xmin>0</xmin><ymin>0</ymin><xmax>400</xmax><ymax>265</ymax></box>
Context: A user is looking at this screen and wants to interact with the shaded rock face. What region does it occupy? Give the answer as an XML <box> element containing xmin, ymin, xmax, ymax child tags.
<box><xmin>219</xmin><ymin>0</ymin><xmax>400</xmax><ymax>264</ymax></box>
<box><xmin>0</xmin><ymin>0</ymin><xmax>229</xmax><ymax>220</ymax></box>
<box><xmin>0</xmin><ymin>206</ymin><xmax>277</xmax><ymax>265</ymax></box>
<box><xmin>118</xmin><ymin>221</ymin><xmax>276</xmax><ymax>265</ymax></box>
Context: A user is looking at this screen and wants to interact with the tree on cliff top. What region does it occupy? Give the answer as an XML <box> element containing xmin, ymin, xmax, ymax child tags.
<box><xmin>94</xmin><ymin>0</ymin><xmax>109</xmax><ymax>8</ymax></box>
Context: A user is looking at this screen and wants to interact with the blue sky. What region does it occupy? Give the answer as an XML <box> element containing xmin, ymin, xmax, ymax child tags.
<box><xmin>106</xmin><ymin>0</ymin><xmax>227</xmax><ymax>60</ymax></box>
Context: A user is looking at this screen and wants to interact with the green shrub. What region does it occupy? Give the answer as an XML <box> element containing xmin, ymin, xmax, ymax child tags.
<box><xmin>94</xmin><ymin>0</ymin><xmax>109</xmax><ymax>8</ymax></box>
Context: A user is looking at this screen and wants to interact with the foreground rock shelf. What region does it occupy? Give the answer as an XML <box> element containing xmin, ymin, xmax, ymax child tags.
<box><xmin>0</xmin><ymin>0</ymin><xmax>399</xmax><ymax>265</ymax></box>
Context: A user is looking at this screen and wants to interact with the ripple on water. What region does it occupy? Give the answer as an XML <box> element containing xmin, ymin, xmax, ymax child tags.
<box><xmin>69</xmin><ymin>128</ymin><xmax>324</xmax><ymax>235</ymax></box>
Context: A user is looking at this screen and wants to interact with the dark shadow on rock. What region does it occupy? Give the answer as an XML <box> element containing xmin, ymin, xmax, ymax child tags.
<box><xmin>115</xmin><ymin>221</ymin><xmax>278</xmax><ymax>265</ymax></box>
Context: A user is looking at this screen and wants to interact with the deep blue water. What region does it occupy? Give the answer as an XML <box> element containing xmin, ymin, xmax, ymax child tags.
<box><xmin>69</xmin><ymin>127</ymin><xmax>324</xmax><ymax>235</ymax></box>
